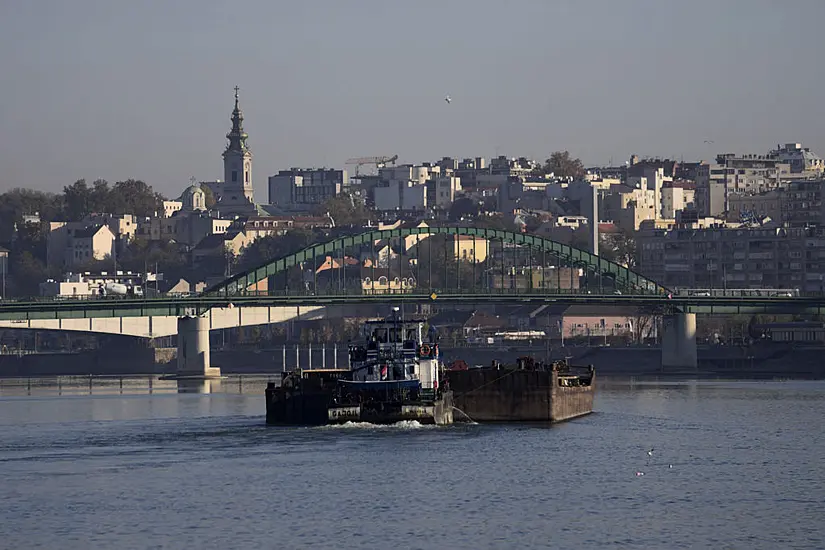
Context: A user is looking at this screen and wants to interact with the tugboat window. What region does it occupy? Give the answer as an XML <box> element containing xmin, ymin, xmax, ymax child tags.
<box><xmin>367</xmin><ymin>366</ymin><xmax>374</xmax><ymax>375</ymax></box>
<box><xmin>408</xmin><ymin>365</ymin><xmax>415</xmax><ymax>374</ymax></box>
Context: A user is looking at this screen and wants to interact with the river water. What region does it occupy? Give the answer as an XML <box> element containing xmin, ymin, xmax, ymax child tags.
<box><xmin>0</xmin><ymin>378</ymin><xmax>823</xmax><ymax>550</ymax></box>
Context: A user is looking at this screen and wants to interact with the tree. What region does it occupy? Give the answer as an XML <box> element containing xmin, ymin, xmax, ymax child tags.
<box><xmin>317</xmin><ymin>193</ymin><xmax>369</xmax><ymax>227</ymax></box>
<box><xmin>237</xmin><ymin>229</ymin><xmax>315</xmax><ymax>272</ymax></box>
<box><xmin>89</xmin><ymin>179</ymin><xmax>111</xmax><ymax>213</ymax></box>
<box><xmin>9</xmin><ymin>251</ymin><xmax>52</xmax><ymax>297</ymax></box>
<box><xmin>119</xmin><ymin>237</ymin><xmax>189</xmax><ymax>282</ymax></box>
<box><xmin>63</xmin><ymin>179</ymin><xmax>92</xmax><ymax>220</ymax></box>
<box><xmin>62</xmin><ymin>178</ymin><xmax>165</xmax><ymax>220</ymax></box>
<box><xmin>538</xmin><ymin>151</ymin><xmax>586</xmax><ymax>180</ymax></box>
<box><xmin>0</xmin><ymin>189</ymin><xmax>63</xmax><ymax>242</ymax></box>
<box><xmin>448</xmin><ymin>197</ymin><xmax>479</xmax><ymax>221</ymax></box>
<box><xmin>201</xmin><ymin>185</ymin><xmax>217</xmax><ymax>209</ymax></box>
<box><xmin>598</xmin><ymin>232</ymin><xmax>638</xmax><ymax>268</ymax></box>
<box><xmin>111</xmin><ymin>179</ymin><xmax>165</xmax><ymax>217</ymax></box>
<box><xmin>628</xmin><ymin>311</ymin><xmax>659</xmax><ymax>344</ymax></box>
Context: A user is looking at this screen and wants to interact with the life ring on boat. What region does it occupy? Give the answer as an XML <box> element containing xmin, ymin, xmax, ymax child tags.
<box><xmin>419</xmin><ymin>344</ymin><xmax>431</xmax><ymax>356</ymax></box>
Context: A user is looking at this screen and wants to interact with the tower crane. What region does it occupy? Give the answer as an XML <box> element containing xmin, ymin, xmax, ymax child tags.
<box><xmin>345</xmin><ymin>155</ymin><xmax>399</xmax><ymax>176</ymax></box>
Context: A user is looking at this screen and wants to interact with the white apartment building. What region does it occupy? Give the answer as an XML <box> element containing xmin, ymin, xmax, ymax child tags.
<box><xmin>267</xmin><ymin>168</ymin><xmax>349</xmax><ymax>209</ymax></box>
<box><xmin>695</xmin><ymin>154</ymin><xmax>790</xmax><ymax>216</ymax></box>
<box><xmin>660</xmin><ymin>182</ymin><xmax>696</xmax><ymax>219</ymax></box>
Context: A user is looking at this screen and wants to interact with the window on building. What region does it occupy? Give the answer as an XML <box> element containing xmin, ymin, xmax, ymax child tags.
<box><xmin>232</xmin><ymin>170</ymin><xmax>238</xmax><ymax>182</ymax></box>
<box><xmin>245</xmin><ymin>171</ymin><xmax>249</xmax><ymax>183</ymax></box>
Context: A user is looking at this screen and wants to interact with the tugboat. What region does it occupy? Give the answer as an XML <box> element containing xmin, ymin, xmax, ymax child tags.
<box><xmin>266</xmin><ymin>311</ymin><xmax>453</xmax><ymax>426</ymax></box>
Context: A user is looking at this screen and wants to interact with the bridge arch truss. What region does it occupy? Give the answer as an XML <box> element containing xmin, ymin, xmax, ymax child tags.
<box><xmin>206</xmin><ymin>226</ymin><xmax>668</xmax><ymax>298</ymax></box>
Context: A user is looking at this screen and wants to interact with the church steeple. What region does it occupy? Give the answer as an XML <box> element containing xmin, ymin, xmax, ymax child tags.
<box><xmin>220</xmin><ymin>86</ymin><xmax>255</xmax><ymax>212</ymax></box>
<box><xmin>224</xmin><ymin>86</ymin><xmax>250</xmax><ymax>155</ymax></box>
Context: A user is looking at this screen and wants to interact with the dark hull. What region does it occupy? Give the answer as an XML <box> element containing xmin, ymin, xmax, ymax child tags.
<box><xmin>328</xmin><ymin>392</ymin><xmax>454</xmax><ymax>425</ymax></box>
<box><xmin>265</xmin><ymin>386</ymin><xmax>334</xmax><ymax>425</ymax></box>
<box><xmin>446</xmin><ymin>367</ymin><xmax>594</xmax><ymax>423</ymax></box>
<box><xmin>265</xmin><ymin>384</ymin><xmax>454</xmax><ymax>426</ymax></box>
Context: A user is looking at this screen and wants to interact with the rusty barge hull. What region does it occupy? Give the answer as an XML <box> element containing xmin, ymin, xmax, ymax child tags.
<box><xmin>446</xmin><ymin>367</ymin><xmax>595</xmax><ymax>423</ymax></box>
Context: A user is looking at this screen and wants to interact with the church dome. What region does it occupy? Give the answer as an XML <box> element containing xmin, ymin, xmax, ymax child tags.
<box><xmin>180</xmin><ymin>183</ymin><xmax>206</xmax><ymax>211</ymax></box>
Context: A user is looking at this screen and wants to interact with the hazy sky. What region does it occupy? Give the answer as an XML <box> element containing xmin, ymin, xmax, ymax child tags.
<box><xmin>1</xmin><ymin>0</ymin><xmax>824</xmax><ymax>198</ymax></box>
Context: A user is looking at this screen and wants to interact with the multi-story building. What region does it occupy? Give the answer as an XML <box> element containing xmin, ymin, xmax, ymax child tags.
<box><xmin>427</xmin><ymin>176</ymin><xmax>462</xmax><ymax>210</ymax></box>
<box><xmin>135</xmin><ymin>213</ymin><xmax>232</xmax><ymax>246</ymax></box>
<box><xmin>236</xmin><ymin>215</ymin><xmax>333</xmax><ymax>243</ymax></box>
<box><xmin>769</xmin><ymin>142</ymin><xmax>824</xmax><ymax>175</ymax></box>
<box><xmin>453</xmin><ymin>235</ymin><xmax>488</xmax><ymax>263</ymax></box>
<box><xmin>373</xmin><ymin>180</ymin><xmax>427</xmax><ymax>212</ymax></box>
<box><xmin>489</xmin><ymin>156</ymin><xmax>539</xmax><ymax>176</ymax></box>
<box><xmin>191</xmin><ymin>230</ymin><xmax>250</xmax><ymax>266</ymax></box>
<box><xmin>83</xmin><ymin>213</ymin><xmax>137</xmax><ymax>241</ymax></box>
<box><xmin>695</xmin><ymin>153</ymin><xmax>790</xmax><ymax>216</ymax></box>
<box><xmin>660</xmin><ymin>181</ymin><xmax>696</xmax><ymax>219</ymax></box>
<box><xmin>267</xmin><ymin>168</ymin><xmax>349</xmax><ymax>210</ymax></box>
<box><xmin>68</xmin><ymin>225</ymin><xmax>116</xmax><ymax>268</ymax></box>
<box><xmin>637</xmin><ymin>224</ymin><xmax>825</xmax><ymax>291</ymax></box>
<box><xmin>487</xmin><ymin>266</ymin><xmax>581</xmax><ymax>291</ymax></box>
<box><xmin>600</xmin><ymin>185</ymin><xmax>656</xmax><ymax>232</ymax></box>
<box><xmin>727</xmin><ymin>180</ymin><xmax>824</xmax><ymax>228</ymax></box>
<box><xmin>162</xmin><ymin>200</ymin><xmax>183</xmax><ymax>217</ymax></box>
<box><xmin>370</xmin><ymin>164</ymin><xmax>447</xmax><ymax>212</ymax></box>
<box><xmin>46</xmin><ymin>222</ymin><xmax>116</xmax><ymax>269</ymax></box>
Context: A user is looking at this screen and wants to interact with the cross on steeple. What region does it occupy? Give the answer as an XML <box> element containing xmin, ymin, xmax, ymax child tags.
<box><xmin>234</xmin><ymin>86</ymin><xmax>240</xmax><ymax>101</ymax></box>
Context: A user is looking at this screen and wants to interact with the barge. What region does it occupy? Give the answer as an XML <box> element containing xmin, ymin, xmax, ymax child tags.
<box><xmin>445</xmin><ymin>356</ymin><xmax>595</xmax><ymax>423</ymax></box>
<box><xmin>266</xmin><ymin>315</ymin><xmax>453</xmax><ymax>425</ymax></box>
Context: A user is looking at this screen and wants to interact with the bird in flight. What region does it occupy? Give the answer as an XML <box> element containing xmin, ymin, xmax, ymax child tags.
<box><xmin>704</xmin><ymin>140</ymin><xmax>714</xmax><ymax>144</ymax></box>
<box><xmin>445</xmin><ymin>95</ymin><xmax>452</xmax><ymax>104</ymax></box>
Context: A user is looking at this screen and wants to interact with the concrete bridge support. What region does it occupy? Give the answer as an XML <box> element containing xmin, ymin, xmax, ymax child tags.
<box><xmin>176</xmin><ymin>316</ymin><xmax>221</xmax><ymax>378</ymax></box>
<box><xmin>661</xmin><ymin>313</ymin><xmax>697</xmax><ymax>370</ymax></box>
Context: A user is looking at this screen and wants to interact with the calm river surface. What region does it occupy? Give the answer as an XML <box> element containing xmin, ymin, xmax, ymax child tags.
<box><xmin>1</xmin><ymin>378</ymin><xmax>823</xmax><ymax>549</ymax></box>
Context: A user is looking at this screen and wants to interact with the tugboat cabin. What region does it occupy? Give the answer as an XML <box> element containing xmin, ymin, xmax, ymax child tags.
<box><xmin>345</xmin><ymin>317</ymin><xmax>440</xmax><ymax>398</ymax></box>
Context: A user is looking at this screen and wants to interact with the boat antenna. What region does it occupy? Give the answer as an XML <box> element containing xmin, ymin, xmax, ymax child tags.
<box><xmin>392</xmin><ymin>306</ymin><xmax>401</xmax><ymax>379</ymax></box>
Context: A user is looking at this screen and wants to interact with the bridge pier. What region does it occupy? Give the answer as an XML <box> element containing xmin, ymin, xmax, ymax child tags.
<box><xmin>176</xmin><ymin>316</ymin><xmax>221</xmax><ymax>378</ymax></box>
<box><xmin>661</xmin><ymin>313</ymin><xmax>697</xmax><ymax>370</ymax></box>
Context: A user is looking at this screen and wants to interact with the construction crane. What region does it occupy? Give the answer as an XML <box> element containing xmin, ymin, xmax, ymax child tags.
<box><xmin>345</xmin><ymin>155</ymin><xmax>398</xmax><ymax>176</ymax></box>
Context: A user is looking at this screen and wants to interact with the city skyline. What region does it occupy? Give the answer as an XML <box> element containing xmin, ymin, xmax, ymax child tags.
<box><xmin>2</xmin><ymin>0</ymin><xmax>825</xmax><ymax>197</ymax></box>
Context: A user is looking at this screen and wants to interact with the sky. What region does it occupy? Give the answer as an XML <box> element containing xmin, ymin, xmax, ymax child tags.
<box><xmin>1</xmin><ymin>0</ymin><xmax>824</xmax><ymax>198</ymax></box>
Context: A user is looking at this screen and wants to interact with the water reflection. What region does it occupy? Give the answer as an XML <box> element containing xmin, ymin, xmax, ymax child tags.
<box><xmin>176</xmin><ymin>379</ymin><xmax>222</xmax><ymax>394</ymax></box>
<box><xmin>0</xmin><ymin>374</ymin><xmax>278</xmax><ymax>397</ymax></box>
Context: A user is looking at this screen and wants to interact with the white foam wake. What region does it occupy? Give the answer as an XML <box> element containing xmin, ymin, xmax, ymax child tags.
<box><xmin>318</xmin><ymin>420</ymin><xmax>435</xmax><ymax>430</ymax></box>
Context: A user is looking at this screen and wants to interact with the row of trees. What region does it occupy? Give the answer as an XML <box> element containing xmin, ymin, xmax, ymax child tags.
<box><xmin>0</xmin><ymin>179</ymin><xmax>165</xmax><ymax>243</ymax></box>
<box><xmin>63</xmin><ymin>179</ymin><xmax>165</xmax><ymax>220</ymax></box>
<box><xmin>0</xmin><ymin>179</ymin><xmax>168</xmax><ymax>296</ymax></box>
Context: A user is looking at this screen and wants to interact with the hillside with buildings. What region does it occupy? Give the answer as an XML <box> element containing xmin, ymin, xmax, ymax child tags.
<box><xmin>1</xmin><ymin>88</ymin><xmax>824</xmax><ymax>340</ymax></box>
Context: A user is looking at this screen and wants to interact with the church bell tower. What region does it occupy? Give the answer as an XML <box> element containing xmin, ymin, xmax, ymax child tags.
<box><xmin>221</xmin><ymin>86</ymin><xmax>255</xmax><ymax>211</ymax></box>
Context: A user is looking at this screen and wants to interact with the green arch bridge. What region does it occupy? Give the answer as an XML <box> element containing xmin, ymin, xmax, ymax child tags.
<box><xmin>207</xmin><ymin>225</ymin><xmax>667</xmax><ymax>298</ymax></box>
<box><xmin>2</xmin><ymin>226</ymin><xmax>825</xmax><ymax>375</ymax></box>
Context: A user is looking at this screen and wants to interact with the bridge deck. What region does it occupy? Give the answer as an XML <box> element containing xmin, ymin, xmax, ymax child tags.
<box><xmin>2</xmin><ymin>293</ymin><xmax>825</xmax><ymax>322</ymax></box>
